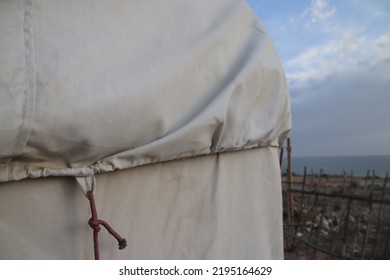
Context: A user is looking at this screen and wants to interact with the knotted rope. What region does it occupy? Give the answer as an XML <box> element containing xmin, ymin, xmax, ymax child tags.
<box><xmin>87</xmin><ymin>191</ymin><xmax>127</xmax><ymax>260</ymax></box>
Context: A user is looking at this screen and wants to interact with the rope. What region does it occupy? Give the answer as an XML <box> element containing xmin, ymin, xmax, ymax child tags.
<box><xmin>87</xmin><ymin>191</ymin><xmax>127</xmax><ymax>260</ymax></box>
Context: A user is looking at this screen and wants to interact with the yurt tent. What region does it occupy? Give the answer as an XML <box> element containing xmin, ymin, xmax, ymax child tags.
<box><xmin>0</xmin><ymin>0</ymin><xmax>291</xmax><ymax>259</ymax></box>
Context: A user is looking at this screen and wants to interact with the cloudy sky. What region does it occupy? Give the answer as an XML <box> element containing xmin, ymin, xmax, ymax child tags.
<box><xmin>246</xmin><ymin>0</ymin><xmax>390</xmax><ymax>157</ymax></box>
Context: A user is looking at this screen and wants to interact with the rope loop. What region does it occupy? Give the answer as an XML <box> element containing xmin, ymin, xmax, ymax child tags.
<box><xmin>88</xmin><ymin>218</ymin><xmax>101</xmax><ymax>232</ymax></box>
<box><xmin>87</xmin><ymin>191</ymin><xmax>127</xmax><ymax>259</ymax></box>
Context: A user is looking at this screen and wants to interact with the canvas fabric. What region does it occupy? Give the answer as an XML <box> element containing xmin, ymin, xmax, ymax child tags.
<box><xmin>0</xmin><ymin>148</ymin><xmax>284</xmax><ymax>259</ymax></box>
<box><xmin>0</xmin><ymin>0</ymin><xmax>290</xmax><ymax>259</ymax></box>
<box><xmin>0</xmin><ymin>0</ymin><xmax>290</xmax><ymax>182</ymax></box>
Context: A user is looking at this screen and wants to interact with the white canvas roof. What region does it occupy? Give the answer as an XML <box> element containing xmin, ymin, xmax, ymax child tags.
<box><xmin>0</xmin><ymin>0</ymin><xmax>290</xmax><ymax>183</ymax></box>
<box><xmin>0</xmin><ymin>0</ymin><xmax>291</xmax><ymax>259</ymax></box>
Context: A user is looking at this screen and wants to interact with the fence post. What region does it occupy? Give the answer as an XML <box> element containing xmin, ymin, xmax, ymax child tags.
<box><xmin>371</xmin><ymin>172</ymin><xmax>388</xmax><ymax>258</ymax></box>
<box><xmin>279</xmin><ymin>144</ymin><xmax>284</xmax><ymax>170</ymax></box>
<box><xmin>284</xmin><ymin>138</ymin><xmax>296</xmax><ymax>251</ymax></box>
<box><xmin>299</xmin><ymin>166</ymin><xmax>307</xmax><ymax>221</ymax></box>
<box><xmin>361</xmin><ymin>169</ymin><xmax>375</xmax><ymax>259</ymax></box>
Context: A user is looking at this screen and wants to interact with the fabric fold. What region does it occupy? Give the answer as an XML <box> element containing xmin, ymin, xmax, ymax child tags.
<box><xmin>76</xmin><ymin>175</ymin><xmax>96</xmax><ymax>197</ymax></box>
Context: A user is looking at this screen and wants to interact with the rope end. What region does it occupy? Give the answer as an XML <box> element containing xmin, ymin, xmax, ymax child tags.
<box><xmin>118</xmin><ymin>239</ymin><xmax>127</xmax><ymax>250</ymax></box>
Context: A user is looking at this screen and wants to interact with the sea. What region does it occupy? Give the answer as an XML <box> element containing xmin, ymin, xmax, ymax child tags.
<box><xmin>281</xmin><ymin>155</ymin><xmax>390</xmax><ymax>177</ymax></box>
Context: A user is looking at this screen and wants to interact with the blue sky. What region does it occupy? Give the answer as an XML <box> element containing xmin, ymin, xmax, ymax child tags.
<box><xmin>246</xmin><ymin>0</ymin><xmax>390</xmax><ymax>157</ymax></box>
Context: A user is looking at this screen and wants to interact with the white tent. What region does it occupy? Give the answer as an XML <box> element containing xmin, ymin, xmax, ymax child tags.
<box><xmin>0</xmin><ymin>0</ymin><xmax>291</xmax><ymax>259</ymax></box>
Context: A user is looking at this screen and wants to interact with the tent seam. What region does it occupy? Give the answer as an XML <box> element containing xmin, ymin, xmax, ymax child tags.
<box><xmin>10</xmin><ymin>0</ymin><xmax>36</xmax><ymax>167</ymax></box>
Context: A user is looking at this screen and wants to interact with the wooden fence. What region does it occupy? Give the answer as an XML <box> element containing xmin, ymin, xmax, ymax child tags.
<box><xmin>281</xmin><ymin>139</ymin><xmax>390</xmax><ymax>259</ymax></box>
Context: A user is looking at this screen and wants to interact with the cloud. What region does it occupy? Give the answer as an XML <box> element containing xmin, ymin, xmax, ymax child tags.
<box><xmin>302</xmin><ymin>0</ymin><xmax>336</xmax><ymax>24</ymax></box>
<box><xmin>286</xmin><ymin>0</ymin><xmax>337</xmax><ymax>30</ymax></box>
<box><xmin>289</xmin><ymin>32</ymin><xmax>390</xmax><ymax>156</ymax></box>
<box><xmin>285</xmin><ymin>0</ymin><xmax>390</xmax><ymax>156</ymax></box>
<box><xmin>246</xmin><ymin>0</ymin><xmax>390</xmax><ymax>156</ymax></box>
<box><xmin>286</xmin><ymin>31</ymin><xmax>390</xmax><ymax>90</ymax></box>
